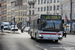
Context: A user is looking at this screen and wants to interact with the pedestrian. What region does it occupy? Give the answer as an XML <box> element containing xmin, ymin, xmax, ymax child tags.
<box><xmin>64</xmin><ymin>29</ymin><xmax>67</xmax><ymax>38</ymax></box>
<box><xmin>21</xmin><ymin>28</ymin><xmax>23</xmax><ymax>33</ymax></box>
<box><xmin>1</xmin><ymin>25</ymin><xmax>4</xmax><ymax>33</ymax></box>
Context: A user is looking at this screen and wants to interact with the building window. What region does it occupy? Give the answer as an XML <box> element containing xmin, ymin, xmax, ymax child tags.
<box><xmin>19</xmin><ymin>18</ymin><xmax>20</xmax><ymax>21</ymax></box>
<box><xmin>54</xmin><ymin>0</ymin><xmax>56</xmax><ymax>3</ymax></box>
<box><xmin>38</xmin><ymin>7</ymin><xmax>40</xmax><ymax>12</ymax></box>
<box><xmin>54</xmin><ymin>5</ymin><xmax>55</xmax><ymax>11</ymax></box>
<box><xmin>21</xmin><ymin>18</ymin><xmax>22</xmax><ymax>21</ymax></box>
<box><xmin>50</xmin><ymin>0</ymin><xmax>52</xmax><ymax>3</ymax></box>
<box><xmin>65</xmin><ymin>4</ymin><xmax>67</xmax><ymax>10</ymax></box>
<box><xmin>41</xmin><ymin>0</ymin><xmax>43</xmax><ymax>4</ymax></box>
<box><xmin>21</xmin><ymin>12</ymin><xmax>22</xmax><ymax>16</ymax></box>
<box><xmin>41</xmin><ymin>7</ymin><xmax>43</xmax><ymax>11</ymax></box>
<box><xmin>44</xmin><ymin>0</ymin><xmax>46</xmax><ymax>4</ymax></box>
<box><xmin>47</xmin><ymin>0</ymin><xmax>49</xmax><ymax>4</ymax></box>
<box><xmin>57</xmin><ymin>5</ymin><xmax>59</xmax><ymax>10</ymax></box>
<box><xmin>29</xmin><ymin>10</ymin><xmax>31</xmax><ymax>15</ymax></box>
<box><xmin>57</xmin><ymin>0</ymin><xmax>59</xmax><ymax>3</ymax></box>
<box><xmin>29</xmin><ymin>4</ymin><xmax>31</xmax><ymax>8</ymax></box>
<box><xmin>61</xmin><ymin>5</ymin><xmax>63</xmax><ymax>10</ymax></box>
<box><xmin>38</xmin><ymin>0</ymin><xmax>40</xmax><ymax>4</ymax></box>
<box><xmin>47</xmin><ymin>6</ymin><xmax>49</xmax><ymax>11</ymax></box>
<box><xmin>50</xmin><ymin>6</ymin><xmax>52</xmax><ymax>11</ymax></box>
<box><xmin>32</xmin><ymin>4</ymin><xmax>34</xmax><ymax>8</ymax></box>
<box><xmin>44</xmin><ymin>7</ymin><xmax>46</xmax><ymax>11</ymax></box>
<box><xmin>32</xmin><ymin>10</ymin><xmax>34</xmax><ymax>15</ymax></box>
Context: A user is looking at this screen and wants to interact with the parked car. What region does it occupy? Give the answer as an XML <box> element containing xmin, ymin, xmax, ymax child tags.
<box><xmin>8</xmin><ymin>25</ymin><xmax>11</xmax><ymax>30</ymax></box>
<box><xmin>24</xmin><ymin>27</ymin><xmax>30</xmax><ymax>32</ymax></box>
<box><xmin>2</xmin><ymin>22</ymin><xmax>9</xmax><ymax>30</ymax></box>
<box><xmin>11</xmin><ymin>25</ymin><xmax>18</xmax><ymax>31</ymax></box>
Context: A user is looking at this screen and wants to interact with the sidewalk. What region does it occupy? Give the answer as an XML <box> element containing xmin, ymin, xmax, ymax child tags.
<box><xmin>0</xmin><ymin>30</ymin><xmax>20</xmax><ymax>34</ymax></box>
<box><xmin>67</xmin><ymin>33</ymin><xmax>75</xmax><ymax>35</ymax></box>
<box><xmin>63</xmin><ymin>35</ymin><xmax>75</xmax><ymax>44</ymax></box>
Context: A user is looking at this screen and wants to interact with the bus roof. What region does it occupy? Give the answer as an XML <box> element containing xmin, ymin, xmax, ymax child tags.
<box><xmin>31</xmin><ymin>14</ymin><xmax>62</xmax><ymax>21</ymax></box>
<box><xmin>39</xmin><ymin>14</ymin><xmax>62</xmax><ymax>20</ymax></box>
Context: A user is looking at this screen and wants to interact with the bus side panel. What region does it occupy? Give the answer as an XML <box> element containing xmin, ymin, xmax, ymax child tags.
<box><xmin>33</xmin><ymin>20</ymin><xmax>39</xmax><ymax>38</ymax></box>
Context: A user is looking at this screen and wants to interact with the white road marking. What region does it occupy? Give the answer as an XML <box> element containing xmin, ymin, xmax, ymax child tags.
<box><xmin>50</xmin><ymin>47</ymin><xmax>75</xmax><ymax>50</ymax></box>
<box><xmin>61</xmin><ymin>41</ymin><xmax>75</xmax><ymax>46</ymax></box>
<box><xmin>35</xmin><ymin>45</ymin><xmax>47</xmax><ymax>50</ymax></box>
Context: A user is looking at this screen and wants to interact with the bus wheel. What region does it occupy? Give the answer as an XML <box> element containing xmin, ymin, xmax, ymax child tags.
<box><xmin>55</xmin><ymin>40</ymin><xmax>58</xmax><ymax>43</ymax></box>
<box><xmin>31</xmin><ymin>33</ymin><xmax>34</xmax><ymax>39</ymax></box>
<box><xmin>35</xmin><ymin>34</ymin><xmax>39</xmax><ymax>42</ymax></box>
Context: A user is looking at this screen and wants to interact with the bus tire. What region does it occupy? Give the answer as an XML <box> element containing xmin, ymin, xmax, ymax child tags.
<box><xmin>55</xmin><ymin>40</ymin><xmax>58</xmax><ymax>43</ymax></box>
<box><xmin>35</xmin><ymin>34</ymin><xmax>39</xmax><ymax>42</ymax></box>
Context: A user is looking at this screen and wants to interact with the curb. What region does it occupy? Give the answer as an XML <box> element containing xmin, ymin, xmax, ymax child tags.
<box><xmin>67</xmin><ymin>33</ymin><xmax>75</xmax><ymax>35</ymax></box>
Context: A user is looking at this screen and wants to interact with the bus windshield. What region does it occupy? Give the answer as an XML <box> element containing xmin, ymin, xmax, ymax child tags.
<box><xmin>40</xmin><ymin>20</ymin><xmax>62</xmax><ymax>31</ymax></box>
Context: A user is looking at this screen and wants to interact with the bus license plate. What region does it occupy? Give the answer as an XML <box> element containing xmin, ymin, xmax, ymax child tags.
<box><xmin>48</xmin><ymin>37</ymin><xmax>52</xmax><ymax>39</ymax></box>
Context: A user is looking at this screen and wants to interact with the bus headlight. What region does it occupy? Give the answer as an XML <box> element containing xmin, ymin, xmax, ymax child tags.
<box><xmin>60</xmin><ymin>35</ymin><xmax>62</xmax><ymax>37</ymax></box>
<box><xmin>39</xmin><ymin>34</ymin><xmax>42</xmax><ymax>36</ymax></box>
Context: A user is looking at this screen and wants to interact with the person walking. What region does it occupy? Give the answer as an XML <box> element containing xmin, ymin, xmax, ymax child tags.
<box><xmin>1</xmin><ymin>25</ymin><xmax>4</xmax><ymax>33</ymax></box>
<box><xmin>21</xmin><ymin>28</ymin><xmax>23</xmax><ymax>33</ymax></box>
<box><xmin>64</xmin><ymin>28</ymin><xmax>67</xmax><ymax>38</ymax></box>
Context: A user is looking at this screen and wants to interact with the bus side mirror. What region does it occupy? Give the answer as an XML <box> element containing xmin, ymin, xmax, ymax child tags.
<box><xmin>62</xmin><ymin>20</ymin><xmax>64</xmax><ymax>23</ymax></box>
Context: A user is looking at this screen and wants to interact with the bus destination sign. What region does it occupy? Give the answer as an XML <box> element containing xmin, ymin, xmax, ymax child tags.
<box><xmin>41</xmin><ymin>15</ymin><xmax>61</xmax><ymax>19</ymax></box>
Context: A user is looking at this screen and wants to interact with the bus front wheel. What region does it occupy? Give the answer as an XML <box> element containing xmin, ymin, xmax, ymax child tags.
<box><xmin>35</xmin><ymin>34</ymin><xmax>39</xmax><ymax>42</ymax></box>
<box><xmin>30</xmin><ymin>33</ymin><xmax>34</xmax><ymax>39</ymax></box>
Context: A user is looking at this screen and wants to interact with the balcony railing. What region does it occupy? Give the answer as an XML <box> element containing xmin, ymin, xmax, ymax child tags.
<box><xmin>28</xmin><ymin>0</ymin><xmax>36</xmax><ymax>4</ymax></box>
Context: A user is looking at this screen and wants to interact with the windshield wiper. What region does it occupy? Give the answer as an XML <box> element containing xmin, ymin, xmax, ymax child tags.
<box><xmin>53</xmin><ymin>21</ymin><xmax>55</xmax><ymax>30</ymax></box>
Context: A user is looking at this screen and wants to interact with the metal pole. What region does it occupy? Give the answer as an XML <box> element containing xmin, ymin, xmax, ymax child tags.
<box><xmin>29</xmin><ymin>17</ymin><xmax>31</xmax><ymax>27</ymax></box>
<box><xmin>13</xmin><ymin>9</ymin><xmax>15</xmax><ymax>33</ymax></box>
<box><xmin>14</xmin><ymin>17</ymin><xmax>15</xmax><ymax>33</ymax></box>
<box><xmin>70</xmin><ymin>0</ymin><xmax>72</xmax><ymax>32</ymax></box>
<box><xmin>54</xmin><ymin>4</ymin><xmax>55</xmax><ymax>15</ymax></box>
<box><xmin>47</xmin><ymin>5</ymin><xmax>48</xmax><ymax>14</ymax></box>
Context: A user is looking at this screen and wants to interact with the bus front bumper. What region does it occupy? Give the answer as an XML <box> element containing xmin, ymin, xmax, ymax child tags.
<box><xmin>38</xmin><ymin>36</ymin><xmax>63</xmax><ymax>40</ymax></box>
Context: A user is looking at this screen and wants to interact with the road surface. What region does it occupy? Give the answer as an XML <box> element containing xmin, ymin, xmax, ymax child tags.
<box><xmin>0</xmin><ymin>30</ymin><xmax>75</xmax><ymax>50</ymax></box>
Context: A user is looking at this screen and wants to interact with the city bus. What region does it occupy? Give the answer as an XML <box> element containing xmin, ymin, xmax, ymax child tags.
<box><xmin>29</xmin><ymin>14</ymin><xmax>64</xmax><ymax>42</ymax></box>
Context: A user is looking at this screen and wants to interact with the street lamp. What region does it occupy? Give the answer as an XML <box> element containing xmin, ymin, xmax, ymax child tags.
<box><xmin>70</xmin><ymin>0</ymin><xmax>72</xmax><ymax>32</ymax></box>
<box><xmin>11</xmin><ymin>1</ymin><xmax>16</xmax><ymax>33</ymax></box>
